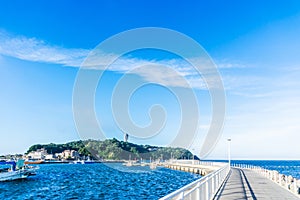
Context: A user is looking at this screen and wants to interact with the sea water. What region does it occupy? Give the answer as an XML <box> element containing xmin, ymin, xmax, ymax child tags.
<box><xmin>210</xmin><ymin>160</ymin><xmax>300</xmax><ymax>179</ymax></box>
<box><xmin>231</xmin><ymin>160</ymin><xmax>300</xmax><ymax>179</ymax></box>
<box><xmin>0</xmin><ymin>163</ymin><xmax>201</xmax><ymax>199</ymax></box>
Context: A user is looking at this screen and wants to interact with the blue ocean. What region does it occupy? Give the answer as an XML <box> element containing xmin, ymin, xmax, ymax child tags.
<box><xmin>0</xmin><ymin>163</ymin><xmax>201</xmax><ymax>200</ymax></box>
<box><xmin>231</xmin><ymin>160</ymin><xmax>300</xmax><ymax>179</ymax></box>
<box><xmin>212</xmin><ymin>160</ymin><xmax>300</xmax><ymax>179</ymax></box>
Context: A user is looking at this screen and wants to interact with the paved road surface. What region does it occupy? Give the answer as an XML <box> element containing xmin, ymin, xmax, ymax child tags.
<box><xmin>214</xmin><ymin>168</ymin><xmax>299</xmax><ymax>200</ymax></box>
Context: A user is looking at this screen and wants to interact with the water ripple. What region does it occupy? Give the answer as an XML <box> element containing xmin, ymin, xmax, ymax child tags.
<box><xmin>0</xmin><ymin>163</ymin><xmax>201</xmax><ymax>199</ymax></box>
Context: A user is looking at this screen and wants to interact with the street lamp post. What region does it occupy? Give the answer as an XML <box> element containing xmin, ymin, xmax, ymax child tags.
<box><xmin>227</xmin><ymin>138</ymin><xmax>231</xmax><ymax>166</ymax></box>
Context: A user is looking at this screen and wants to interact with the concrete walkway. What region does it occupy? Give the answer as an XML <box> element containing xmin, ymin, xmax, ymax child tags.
<box><xmin>214</xmin><ymin>168</ymin><xmax>299</xmax><ymax>200</ymax></box>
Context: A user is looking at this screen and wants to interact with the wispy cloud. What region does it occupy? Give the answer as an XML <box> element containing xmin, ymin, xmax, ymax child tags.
<box><xmin>215</xmin><ymin>60</ymin><xmax>246</xmax><ymax>69</ymax></box>
<box><xmin>0</xmin><ymin>30</ymin><xmax>245</xmax><ymax>90</ymax></box>
<box><xmin>0</xmin><ymin>30</ymin><xmax>89</xmax><ymax>67</ymax></box>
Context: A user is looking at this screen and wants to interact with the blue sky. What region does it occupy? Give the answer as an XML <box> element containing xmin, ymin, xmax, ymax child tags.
<box><xmin>1</xmin><ymin>1</ymin><xmax>300</xmax><ymax>159</ymax></box>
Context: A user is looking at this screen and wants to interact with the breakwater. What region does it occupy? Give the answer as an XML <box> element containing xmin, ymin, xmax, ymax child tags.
<box><xmin>163</xmin><ymin>160</ymin><xmax>226</xmax><ymax>176</ymax></box>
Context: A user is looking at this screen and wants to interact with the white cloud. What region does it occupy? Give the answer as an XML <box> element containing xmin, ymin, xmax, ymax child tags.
<box><xmin>0</xmin><ymin>30</ymin><xmax>242</xmax><ymax>90</ymax></box>
<box><xmin>0</xmin><ymin>30</ymin><xmax>89</xmax><ymax>67</ymax></box>
<box><xmin>215</xmin><ymin>60</ymin><xmax>246</xmax><ymax>69</ymax></box>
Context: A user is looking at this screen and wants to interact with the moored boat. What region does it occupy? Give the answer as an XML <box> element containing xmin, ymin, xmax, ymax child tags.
<box><xmin>149</xmin><ymin>162</ymin><xmax>157</xmax><ymax>170</ymax></box>
<box><xmin>24</xmin><ymin>160</ymin><xmax>44</xmax><ymax>164</ymax></box>
<box><xmin>72</xmin><ymin>159</ymin><xmax>85</xmax><ymax>164</ymax></box>
<box><xmin>84</xmin><ymin>158</ymin><xmax>95</xmax><ymax>164</ymax></box>
<box><xmin>0</xmin><ymin>160</ymin><xmax>38</xmax><ymax>181</ymax></box>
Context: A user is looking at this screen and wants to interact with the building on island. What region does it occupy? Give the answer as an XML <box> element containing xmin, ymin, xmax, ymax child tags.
<box><xmin>44</xmin><ymin>154</ymin><xmax>55</xmax><ymax>160</ymax></box>
<box><xmin>26</xmin><ymin>148</ymin><xmax>80</xmax><ymax>161</ymax></box>
<box><xmin>27</xmin><ymin>148</ymin><xmax>48</xmax><ymax>160</ymax></box>
<box><xmin>62</xmin><ymin>150</ymin><xmax>80</xmax><ymax>159</ymax></box>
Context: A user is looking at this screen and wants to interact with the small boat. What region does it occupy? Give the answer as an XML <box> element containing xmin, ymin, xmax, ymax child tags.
<box><xmin>140</xmin><ymin>162</ymin><xmax>146</xmax><ymax>167</ymax></box>
<box><xmin>124</xmin><ymin>161</ymin><xmax>133</xmax><ymax>167</ymax></box>
<box><xmin>73</xmin><ymin>159</ymin><xmax>85</xmax><ymax>164</ymax></box>
<box><xmin>149</xmin><ymin>163</ymin><xmax>157</xmax><ymax>170</ymax></box>
<box><xmin>84</xmin><ymin>158</ymin><xmax>95</xmax><ymax>164</ymax></box>
<box><xmin>123</xmin><ymin>155</ymin><xmax>138</xmax><ymax>167</ymax></box>
<box><xmin>149</xmin><ymin>157</ymin><xmax>157</xmax><ymax>170</ymax></box>
<box><xmin>0</xmin><ymin>160</ymin><xmax>38</xmax><ymax>182</ymax></box>
<box><xmin>140</xmin><ymin>158</ymin><xmax>146</xmax><ymax>166</ymax></box>
<box><xmin>24</xmin><ymin>160</ymin><xmax>44</xmax><ymax>164</ymax></box>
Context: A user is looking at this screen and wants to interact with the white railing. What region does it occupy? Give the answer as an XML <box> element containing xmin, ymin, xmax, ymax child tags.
<box><xmin>233</xmin><ymin>164</ymin><xmax>300</xmax><ymax>197</ymax></box>
<box><xmin>160</xmin><ymin>164</ymin><xmax>230</xmax><ymax>200</ymax></box>
<box><xmin>169</xmin><ymin>159</ymin><xmax>227</xmax><ymax>167</ymax></box>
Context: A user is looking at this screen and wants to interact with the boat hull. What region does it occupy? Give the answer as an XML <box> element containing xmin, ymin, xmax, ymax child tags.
<box><xmin>0</xmin><ymin>170</ymin><xmax>28</xmax><ymax>181</ymax></box>
<box><xmin>0</xmin><ymin>168</ymin><xmax>37</xmax><ymax>182</ymax></box>
<box><xmin>24</xmin><ymin>160</ymin><xmax>44</xmax><ymax>164</ymax></box>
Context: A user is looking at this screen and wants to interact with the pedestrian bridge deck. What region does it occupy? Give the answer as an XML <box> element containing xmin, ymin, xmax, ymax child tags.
<box><xmin>214</xmin><ymin>167</ymin><xmax>299</xmax><ymax>200</ymax></box>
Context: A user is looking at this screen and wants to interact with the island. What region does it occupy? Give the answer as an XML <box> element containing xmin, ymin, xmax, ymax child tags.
<box><xmin>1</xmin><ymin>138</ymin><xmax>198</xmax><ymax>163</ymax></box>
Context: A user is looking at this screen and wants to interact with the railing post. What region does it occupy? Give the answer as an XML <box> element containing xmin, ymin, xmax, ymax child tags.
<box><xmin>205</xmin><ymin>177</ymin><xmax>209</xmax><ymax>200</ymax></box>
<box><xmin>180</xmin><ymin>191</ymin><xmax>184</xmax><ymax>200</ymax></box>
<box><xmin>212</xmin><ymin>175</ymin><xmax>215</xmax><ymax>197</ymax></box>
<box><xmin>279</xmin><ymin>174</ymin><xmax>282</xmax><ymax>186</ymax></box>
<box><xmin>217</xmin><ymin>172</ymin><xmax>219</xmax><ymax>189</ymax></box>
<box><xmin>293</xmin><ymin>178</ymin><xmax>297</xmax><ymax>194</ymax></box>
<box><xmin>196</xmin><ymin>182</ymin><xmax>201</xmax><ymax>200</ymax></box>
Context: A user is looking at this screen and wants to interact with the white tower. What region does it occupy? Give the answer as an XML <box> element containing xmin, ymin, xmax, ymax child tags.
<box><xmin>124</xmin><ymin>133</ymin><xmax>129</xmax><ymax>142</ymax></box>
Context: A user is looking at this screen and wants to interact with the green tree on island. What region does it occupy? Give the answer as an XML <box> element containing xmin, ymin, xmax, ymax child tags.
<box><xmin>26</xmin><ymin>138</ymin><xmax>196</xmax><ymax>161</ymax></box>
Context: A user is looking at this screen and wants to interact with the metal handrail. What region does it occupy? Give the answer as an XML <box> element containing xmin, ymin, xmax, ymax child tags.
<box><xmin>160</xmin><ymin>163</ymin><xmax>230</xmax><ymax>200</ymax></box>
<box><xmin>169</xmin><ymin>159</ymin><xmax>227</xmax><ymax>167</ymax></box>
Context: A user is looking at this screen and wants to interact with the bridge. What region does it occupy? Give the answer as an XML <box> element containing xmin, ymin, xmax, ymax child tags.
<box><xmin>160</xmin><ymin>161</ymin><xmax>300</xmax><ymax>200</ymax></box>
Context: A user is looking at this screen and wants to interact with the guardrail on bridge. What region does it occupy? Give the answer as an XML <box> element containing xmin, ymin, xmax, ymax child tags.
<box><xmin>160</xmin><ymin>163</ymin><xmax>230</xmax><ymax>200</ymax></box>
